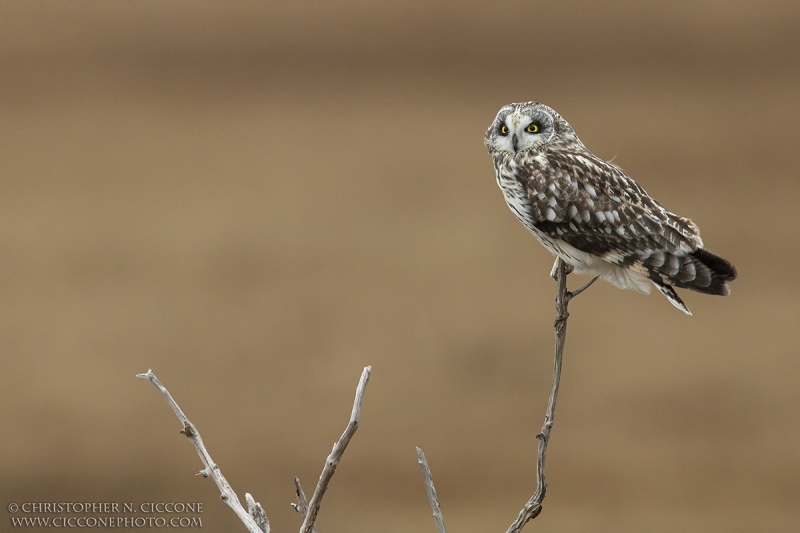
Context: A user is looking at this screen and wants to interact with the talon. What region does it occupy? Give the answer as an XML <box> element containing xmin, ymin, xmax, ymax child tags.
<box><xmin>549</xmin><ymin>259</ymin><xmax>560</xmax><ymax>280</ymax></box>
<box><xmin>550</xmin><ymin>260</ymin><xmax>574</xmax><ymax>280</ymax></box>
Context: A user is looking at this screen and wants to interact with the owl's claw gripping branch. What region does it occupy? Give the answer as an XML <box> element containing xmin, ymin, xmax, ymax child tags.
<box><xmin>550</xmin><ymin>259</ymin><xmax>574</xmax><ymax>280</ymax></box>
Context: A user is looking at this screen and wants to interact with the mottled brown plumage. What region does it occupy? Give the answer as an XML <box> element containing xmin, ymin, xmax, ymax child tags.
<box><xmin>485</xmin><ymin>102</ymin><xmax>736</xmax><ymax>314</ymax></box>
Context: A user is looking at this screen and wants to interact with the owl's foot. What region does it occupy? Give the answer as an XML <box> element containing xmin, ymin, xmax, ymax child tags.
<box><xmin>550</xmin><ymin>259</ymin><xmax>574</xmax><ymax>280</ymax></box>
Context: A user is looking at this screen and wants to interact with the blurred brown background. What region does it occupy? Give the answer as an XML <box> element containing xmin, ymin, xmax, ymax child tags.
<box><xmin>2</xmin><ymin>1</ymin><xmax>799</xmax><ymax>531</ymax></box>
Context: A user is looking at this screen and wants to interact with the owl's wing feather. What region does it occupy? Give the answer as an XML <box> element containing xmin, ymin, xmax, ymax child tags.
<box><xmin>519</xmin><ymin>150</ymin><xmax>736</xmax><ymax>295</ymax></box>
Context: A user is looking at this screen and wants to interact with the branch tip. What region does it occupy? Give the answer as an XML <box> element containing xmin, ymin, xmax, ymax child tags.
<box><xmin>246</xmin><ymin>494</ymin><xmax>269</xmax><ymax>533</ymax></box>
<box><xmin>138</xmin><ymin>370</ymin><xmax>265</xmax><ymax>533</ymax></box>
<box><xmin>416</xmin><ymin>448</ymin><xmax>447</xmax><ymax>533</ymax></box>
<box><xmin>298</xmin><ymin>367</ymin><xmax>372</xmax><ymax>533</ymax></box>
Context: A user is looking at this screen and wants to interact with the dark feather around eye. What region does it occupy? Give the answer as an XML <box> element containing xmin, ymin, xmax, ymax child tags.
<box><xmin>525</xmin><ymin>122</ymin><xmax>540</xmax><ymax>133</ymax></box>
<box><xmin>499</xmin><ymin>124</ymin><xmax>509</xmax><ymax>135</ymax></box>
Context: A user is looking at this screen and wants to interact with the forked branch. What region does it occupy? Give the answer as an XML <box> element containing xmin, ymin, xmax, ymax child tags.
<box><xmin>138</xmin><ymin>366</ymin><xmax>371</xmax><ymax>533</ymax></box>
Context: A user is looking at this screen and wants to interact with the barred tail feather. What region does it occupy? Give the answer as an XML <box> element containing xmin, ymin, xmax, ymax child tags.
<box><xmin>665</xmin><ymin>248</ymin><xmax>736</xmax><ymax>296</ymax></box>
<box><xmin>651</xmin><ymin>248</ymin><xmax>736</xmax><ymax>314</ymax></box>
<box><xmin>654</xmin><ymin>282</ymin><xmax>692</xmax><ymax>315</ymax></box>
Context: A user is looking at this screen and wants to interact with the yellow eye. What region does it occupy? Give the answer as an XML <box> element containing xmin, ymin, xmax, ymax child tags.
<box><xmin>500</xmin><ymin>125</ymin><xmax>509</xmax><ymax>135</ymax></box>
<box><xmin>526</xmin><ymin>123</ymin><xmax>539</xmax><ymax>133</ymax></box>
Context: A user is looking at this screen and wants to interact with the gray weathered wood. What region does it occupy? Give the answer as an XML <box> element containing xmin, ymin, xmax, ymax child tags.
<box><xmin>139</xmin><ymin>366</ymin><xmax>371</xmax><ymax>533</ymax></box>
<box><xmin>416</xmin><ymin>447</ymin><xmax>447</xmax><ymax>533</ymax></box>
<box><xmin>136</xmin><ymin>369</ymin><xmax>266</xmax><ymax>533</ymax></box>
<box><xmin>299</xmin><ymin>366</ymin><xmax>371</xmax><ymax>533</ymax></box>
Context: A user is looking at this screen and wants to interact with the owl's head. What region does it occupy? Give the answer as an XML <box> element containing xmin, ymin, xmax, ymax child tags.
<box><xmin>484</xmin><ymin>102</ymin><xmax>578</xmax><ymax>155</ymax></box>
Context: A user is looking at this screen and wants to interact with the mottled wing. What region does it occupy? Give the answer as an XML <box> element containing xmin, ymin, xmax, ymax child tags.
<box><xmin>518</xmin><ymin>150</ymin><xmax>727</xmax><ymax>293</ymax></box>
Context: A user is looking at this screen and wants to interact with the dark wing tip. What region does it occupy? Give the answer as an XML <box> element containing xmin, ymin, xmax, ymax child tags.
<box><xmin>693</xmin><ymin>248</ymin><xmax>737</xmax><ymax>282</ymax></box>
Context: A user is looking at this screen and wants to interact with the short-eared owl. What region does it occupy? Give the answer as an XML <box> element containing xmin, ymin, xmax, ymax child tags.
<box><xmin>485</xmin><ymin>102</ymin><xmax>736</xmax><ymax>315</ymax></box>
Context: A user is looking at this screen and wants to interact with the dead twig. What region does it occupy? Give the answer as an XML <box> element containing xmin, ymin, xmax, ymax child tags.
<box><xmin>139</xmin><ymin>366</ymin><xmax>371</xmax><ymax>533</ymax></box>
<box><xmin>247</xmin><ymin>494</ymin><xmax>270</xmax><ymax>533</ymax></box>
<box><xmin>416</xmin><ymin>448</ymin><xmax>447</xmax><ymax>533</ymax></box>
<box><xmin>299</xmin><ymin>366</ymin><xmax>371</xmax><ymax>533</ymax></box>
<box><xmin>136</xmin><ymin>370</ymin><xmax>267</xmax><ymax>533</ymax></box>
<box><xmin>415</xmin><ymin>260</ymin><xmax>596</xmax><ymax>533</ymax></box>
<box><xmin>290</xmin><ymin>477</ymin><xmax>317</xmax><ymax>533</ymax></box>
<box><xmin>505</xmin><ymin>260</ymin><xmax>596</xmax><ymax>533</ymax></box>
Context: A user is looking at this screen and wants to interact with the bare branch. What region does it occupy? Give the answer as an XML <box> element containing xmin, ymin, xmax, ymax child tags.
<box><xmin>411</xmin><ymin>260</ymin><xmax>595</xmax><ymax>531</ymax></box>
<box><xmin>291</xmin><ymin>478</ymin><xmax>316</xmax><ymax>533</ymax></box>
<box><xmin>567</xmin><ymin>275</ymin><xmax>599</xmax><ymax>301</ymax></box>
<box><xmin>136</xmin><ymin>370</ymin><xmax>265</xmax><ymax>533</ymax></box>
<box><xmin>299</xmin><ymin>366</ymin><xmax>372</xmax><ymax>533</ymax></box>
<box><xmin>416</xmin><ymin>448</ymin><xmax>447</xmax><ymax>533</ymax></box>
<box><xmin>506</xmin><ymin>258</ymin><xmax>594</xmax><ymax>533</ymax></box>
<box><xmin>246</xmin><ymin>493</ymin><xmax>270</xmax><ymax>533</ymax></box>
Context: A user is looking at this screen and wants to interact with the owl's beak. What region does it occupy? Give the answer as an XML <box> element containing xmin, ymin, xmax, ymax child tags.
<box><xmin>512</xmin><ymin>134</ymin><xmax>519</xmax><ymax>153</ymax></box>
